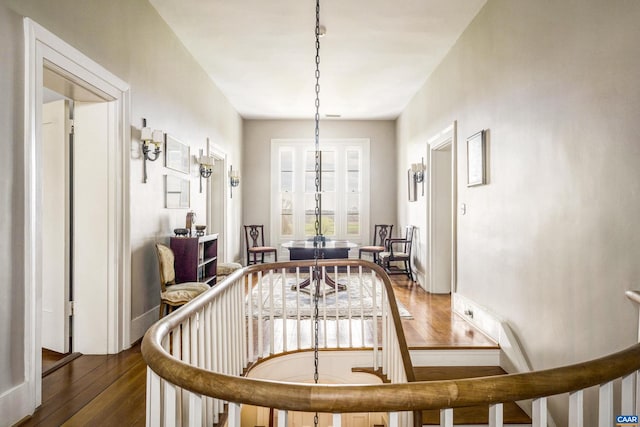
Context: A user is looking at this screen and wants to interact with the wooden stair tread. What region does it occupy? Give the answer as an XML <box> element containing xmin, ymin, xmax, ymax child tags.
<box><xmin>421</xmin><ymin>403</ymin><xmax>531</xmax><ymax>425</ymax></box>
<box><xmin>414</xmin><ymin>366</ymin><xmax>531</xmax><ymax>425</ymax></box>
<box><xmin>413</xmin><ymin>365</ymin><xmax>507</xmax><ymax>381</ymax></box>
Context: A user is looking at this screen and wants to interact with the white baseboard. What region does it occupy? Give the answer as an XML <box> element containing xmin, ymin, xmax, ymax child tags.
<box><xmin>0</xmin><ymin>382</ymin><xmax>34</xmax><ymax>427</ymax></box>
<box><xmin>451</xmin><ymin>293</ymin><xmax>560</xmax><ymax>427</ymax></box>
<box><xmin>415</xmin><ymin>268</ymin><xmax>428</xmax><ymax>291</ymax></box>
<box><xmin>452</xmin><ymin>293</ymin><xmax>532</xmax><ymax>374</ymax></box>
<box><xmin>410</xmin><ymin>348</ymin><xmax>500</xmax><ymax>367</ymax></box>
<box><xmin>130</xmin><ymin>305</ymin><xmax>159</xmax><ymax>344</ymax></box>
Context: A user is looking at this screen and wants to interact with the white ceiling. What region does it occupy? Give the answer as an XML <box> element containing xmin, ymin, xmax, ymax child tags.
<box><xmin>149</xmin><ymin>0</ymin><xmax>486</xmax><ymax>120</ymax></box>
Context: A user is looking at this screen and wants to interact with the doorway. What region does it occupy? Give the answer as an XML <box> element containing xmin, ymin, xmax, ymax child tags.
<box><xmin>427</xmin><ymin>122</ymin><xmax>457</xmax><ymax>294</ymax></box>
<box><xmin>23</xmin><ymin>18</ymin><xmax>131</xmax><ymax>412</ymax></box>
<box><xmin>206</xmin><ymin>142</ymin><xmax>228</xmax><ymax>261</ymax></box>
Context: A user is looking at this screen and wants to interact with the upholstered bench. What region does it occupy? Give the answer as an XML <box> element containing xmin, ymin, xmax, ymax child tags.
<box><xmin>217</xmin><ymin>262</ymin><xmax>242</xmax><ymax>283</ymax></box>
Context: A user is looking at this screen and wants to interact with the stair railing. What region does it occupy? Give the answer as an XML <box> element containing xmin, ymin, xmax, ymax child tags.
<box><xmin>143</xmin><ymin>259</ymin><xmax>414</xmax><ymax>426</ymax></box>
<box><xmin>143</xmin><ymin>261</ymin><xmax>640</xmax><ymax>427</ymax></box>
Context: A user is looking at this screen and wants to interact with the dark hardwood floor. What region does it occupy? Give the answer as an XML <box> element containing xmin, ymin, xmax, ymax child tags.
<box><xmin>17</xmin><ymin>275</ymin><xmax>496</xmax><ymax>426</ymax></box>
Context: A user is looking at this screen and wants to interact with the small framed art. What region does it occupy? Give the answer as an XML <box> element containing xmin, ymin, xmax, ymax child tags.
<box><xmin>466</xmin><ymin>130</ymin><xmax>486</xmax><ymax>187</ymax></box>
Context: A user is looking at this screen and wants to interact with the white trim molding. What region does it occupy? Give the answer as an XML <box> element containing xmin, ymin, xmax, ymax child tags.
<box><xmin>131</xmin><ymin>305</ymin><xmax>160</xmax><ymax>344</ymax></box>
<box><xmin>17</xmin><ymin>18</ymin><xmax>131</xmax><ymax>420</ymax></box>
<box><xmin>426</xmin><ymin>122</ymin><xmax>457</xmax><ymax>294</ymax></box>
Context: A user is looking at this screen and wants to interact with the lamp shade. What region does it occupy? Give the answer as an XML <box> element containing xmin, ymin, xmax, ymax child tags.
<box><xmin>198</xmin><ymin>155</ymin><xmax>215</xmax><ymax>167</ymax></box>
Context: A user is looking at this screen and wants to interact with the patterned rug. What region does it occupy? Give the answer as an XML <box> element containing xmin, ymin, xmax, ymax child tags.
<box><xmin>247</xmin><ymin>273</ymin><xmax>412</xmax><ymax>319</ymax></box>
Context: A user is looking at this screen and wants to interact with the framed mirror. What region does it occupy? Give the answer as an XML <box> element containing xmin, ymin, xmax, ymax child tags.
<box><xmin>165</xmin><ymin>175</ymin><xmax>190</xmax><ymax>208</ymax></box>
<box><xmin>165</xmin><ymin>134</ymin><xmax>190</xmax><ymax>174</ymax></box>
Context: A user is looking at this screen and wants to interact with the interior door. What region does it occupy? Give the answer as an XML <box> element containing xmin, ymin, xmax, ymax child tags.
<box><xmin>41</xmin><ymin>99</ymin><xmax>71</xmax><ymax>354</ymax></box>
<box><xmin>73</xmin><ymin>101</ymin><xmax>110</xmax><ymax>354</ymax></box>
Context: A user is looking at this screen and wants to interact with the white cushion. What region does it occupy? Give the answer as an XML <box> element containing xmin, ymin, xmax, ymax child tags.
<box><xmin>379</xmin><ymin>251</ymin><xmax>409</xmax><ymax>259</ymax></box>
<box><xmin>162</xmin><ymin>282</ymin><xmax>209</xmax><ymax>305</ymax></box>
<box><xmin>218</xmin><ymin>262</ymin><xmax>242</xmax><ymax>276</ymax></box>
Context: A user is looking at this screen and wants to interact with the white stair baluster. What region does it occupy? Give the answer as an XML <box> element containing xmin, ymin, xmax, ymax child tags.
<box><xmin>278</xmin><ymin>409</ymin><xmax>289</xmax><ymax>427</ymax></box>
<box><xmin>532</xmin><ymin>397</ymin><xmax>547</xmax><ymax>427</ymax></box>
<box><xmin>388</xmin><ymin>411</ymin><xmax>399</xmax><ymax>427</ymax></box>
<box><xmin>569</xmin><ymin>389</ymin><xmax>584</xmax><ymax>427</ymax></box>
<box><xmin>622</xmin><ymin>374</ymin><xmax>636</xmax><ymax>415</ymax></box>
<box><xmin>599</xmin><ymin>381</ymin><xmax>613</xmax><ymax>427</ymax></box>
<box><xmin>228</xmin><ymin>402</ymin><xmax>241</xmax><ymax>427</ymax></box>
<box><xmin>440</xmin><ymin>408</ymin><xmax>453</xmax><ymax>427</ymax></box>
<box><xmin>332</xmin><ymin>413</ymin><xmax>341</xmax><ymax>427</ymax></box>
<box><xmin>489</xmin><ymin>402</ymin><xmax>503</xmax><ymax>427</ymax></box>
<box><xmin>281</xmin><ymin>268</ymin><xmax>287</xmax><ymax>352</ymax></box>
<box><xmin>146</xmin><ymin>368</ymin><xmax>161</xmax><ymax>427</ymax></box>
<box><xmin>188</xmin><ymin>391</ymin><xmax>202</xmax><ymax>426</ymax></box>
<box><xmin>164</xmin><ymin>380</ymin><xmax>178</xmax><ymax>426</ymax></box>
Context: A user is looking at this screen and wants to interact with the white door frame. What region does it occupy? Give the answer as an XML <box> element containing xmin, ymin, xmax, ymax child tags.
<box><xmin>22</xmin><ymin>18</ymin><xmax>131</xmax><ymax>412</ymax></box>
<box><xmin>427</xmin><ymin>122</ymin><xmax>457</xmax><ymax>294</ymax></box>
<box><xmin>206</xmin><ymin>140</ymin><xmax>229</xmax><ymax>262</ymax></box>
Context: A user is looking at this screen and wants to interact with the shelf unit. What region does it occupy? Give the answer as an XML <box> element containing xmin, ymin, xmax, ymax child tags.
<box><xmin>170</xmin><ymin>234</ymin><xmax>218</xmax><ymax>286</ymax></box>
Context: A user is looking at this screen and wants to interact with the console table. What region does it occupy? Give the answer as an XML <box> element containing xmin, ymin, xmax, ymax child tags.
<box><xmin>170</xmin><ymin>234</ymin><xmax>218</xmax><ymax>286</ymax></box>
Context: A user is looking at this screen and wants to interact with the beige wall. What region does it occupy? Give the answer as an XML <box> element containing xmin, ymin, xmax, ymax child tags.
<box><xmin>0</xmin><ymin>0</ymin><xmax>242</xmax><ymax>411</ymax></box>
<box><xmin>0</xmin><ymin>1</ymin><xmax>25</xmax><ymax>397</ymax></box>
<box><xmin>397</xmin><ymin>0</ymin><xmax>640</xmax><ymax>421</ymax></box>
<box><xmin>242</xmin><ymin>119</ymin><xmax>396</xmax><ymax>259</ymax></box>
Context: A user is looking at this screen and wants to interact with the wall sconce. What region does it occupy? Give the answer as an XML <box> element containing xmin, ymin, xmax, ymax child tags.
<box><xmin>141</xmin><ymin>118</ymin><xmax>163</xmax><ymax>183</ymax></box>
<box><xmin>197</xmin><ymin>150</ymin><xmax>216</xmax><ymax>193</ymax></box>
<box><xmin>229</xmin><ymin>165</ymin><xmax>240</xmax><ymax>198</ymax></box>
<box><xmin>411</xmin><ymin>157</ymin><xmax>426</xmax><ymax>196</ymax></box>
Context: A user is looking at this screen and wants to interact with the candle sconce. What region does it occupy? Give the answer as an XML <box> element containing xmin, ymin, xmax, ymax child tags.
<box><xmin>141</xmin><ymin>118</ymin><xmax>163</xmax><ymax>183</ymax></box>
<box><xmin>197</xmin><ymin>150</ymin><xmax>216</xmax><ymax>193</ymax></box>
<box><xmin>408</xmin><ymin>157</ymin><xmax>426</xmax><ymax>201</ymax></box>
<box><xmin>229</xmin><ymin>165</ymin><xmax>240</xmax><ymax>198</ymax></box>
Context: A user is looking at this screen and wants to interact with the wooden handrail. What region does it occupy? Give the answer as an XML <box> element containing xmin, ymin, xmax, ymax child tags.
<box><xmin>142</xmin><ymin>260</ymin><xmax>640</xmax><ymax>414</ymax></box>
<box><xmin>144</xmin><ymin>338</ymin><xmax>640</xmax><ymax>413</ymax></box>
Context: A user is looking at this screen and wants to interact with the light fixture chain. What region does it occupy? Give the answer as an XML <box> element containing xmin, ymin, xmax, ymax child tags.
<box><xmin>313</xmin><ymin>0</ymin><xmax>321</xmax><ymax>426</ymax></box>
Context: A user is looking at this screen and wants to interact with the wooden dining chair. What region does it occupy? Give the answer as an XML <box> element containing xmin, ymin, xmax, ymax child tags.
<box><xmin>359</xmin><ymin>224</ymin><xmax>394</xmax><ymax>264</ymax></box>
<box><xmin>244</xmin><ymin>224</ymin><xmax>278</xmax><ymax>265</ymax></box>
<box><xmin>155</xmin><ymin>243</ymin><xmax>210</xmax><ymax>318</ymax></box>
<box><xmin>378</xmin><ymin>225</ymin><xmax>415</xmax><ymax>281</ymax></box>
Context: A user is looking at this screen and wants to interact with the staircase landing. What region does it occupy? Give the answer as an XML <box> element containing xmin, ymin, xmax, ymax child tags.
<box><xmin>391</xmin><ymin>277</ymin><xmax>497</xmax><ymax>349</ymax></box>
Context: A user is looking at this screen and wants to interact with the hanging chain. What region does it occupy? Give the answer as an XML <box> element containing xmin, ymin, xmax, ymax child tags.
<box><xmin>313</xmin><ymin>0</ymin><xmax>321</xmax><ymax>426</ymax></box>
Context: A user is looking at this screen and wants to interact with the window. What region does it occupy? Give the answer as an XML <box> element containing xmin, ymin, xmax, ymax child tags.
<box><xmin>271</xmin><ymin>139</ymin><xmax>370</xmax><ymax>249</ymax></box>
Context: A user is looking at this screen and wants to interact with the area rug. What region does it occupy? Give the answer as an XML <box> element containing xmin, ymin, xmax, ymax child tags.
<box><xmin>247</xmin><ymin>273</ymin><xmax>412</xmax><ymax>319</ymax></box>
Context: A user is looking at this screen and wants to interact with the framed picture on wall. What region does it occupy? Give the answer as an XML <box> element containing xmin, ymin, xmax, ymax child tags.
<box><xmin>165</xmin><ymin>175</ymin><xmax>190</xmax><ymax>208</ymax></box>
<box><xmin>165</xmin><ymin>134</ymin><xmax>191</xmax><ymax>174</ymax></box>
<box><xmin>466</xmin><ymin>130</ymin><xmax>486</xmax><ymax>186</ymax></box>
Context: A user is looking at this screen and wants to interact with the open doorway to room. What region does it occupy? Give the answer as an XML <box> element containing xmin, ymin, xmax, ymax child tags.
<box><xmin>40</xmin><ymin>78</ymin><xmax>117</xmax><ymax>374</ymax></box>
<box><xmin>427</xmin><ymin>122</ymin><xmax>457</xmax><ymax>294</ymax></box>
<box><xmin>23</xmin><ymin>19</ymin><xmax>131</xmax><ymax>413</ymax></box>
